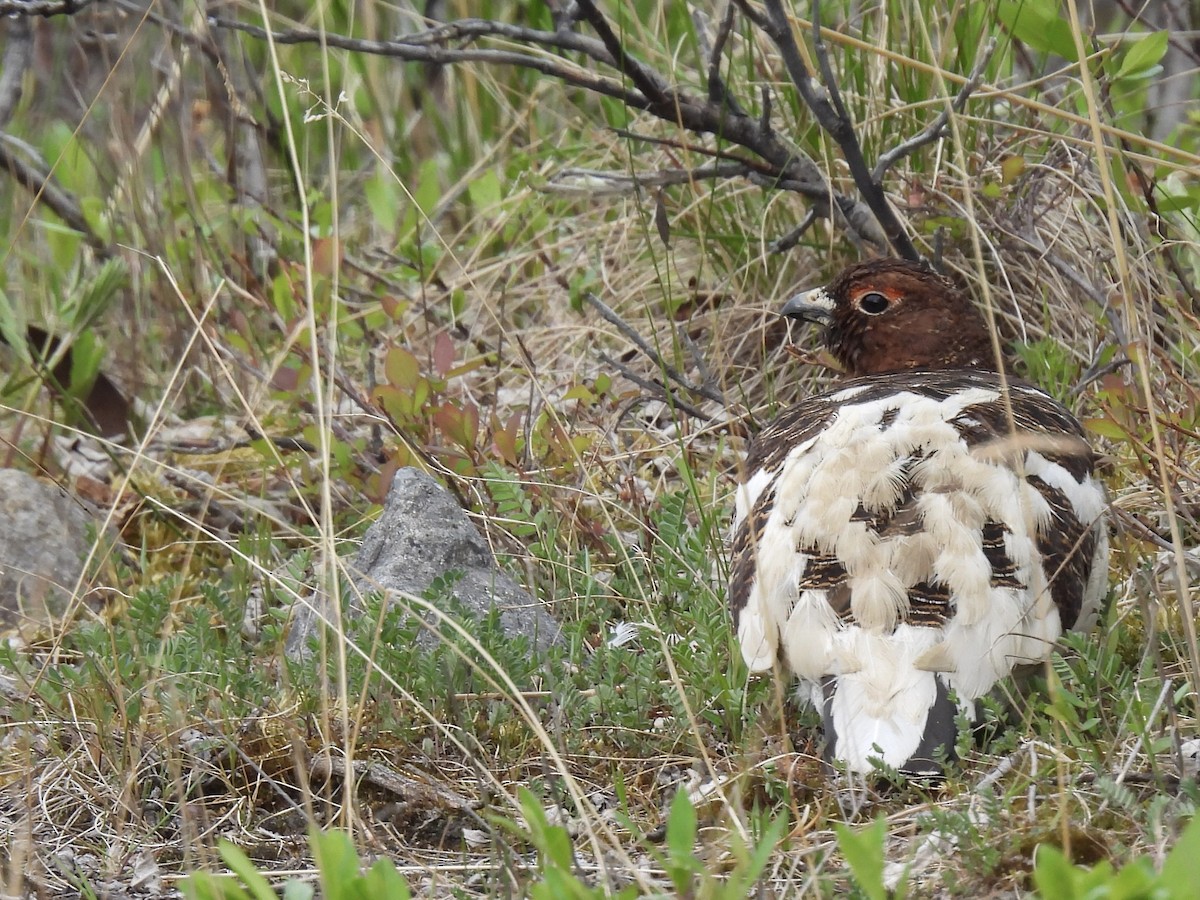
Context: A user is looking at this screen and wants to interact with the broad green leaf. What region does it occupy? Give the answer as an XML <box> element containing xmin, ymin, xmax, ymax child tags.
<box><xmin>1103</xmin><ymin>859</ymin><xmax>1155</xmax><ymax>899</ymax></box>
<box><xmin>366</xmin><ymin>164</ymin><xmax>400</xmax><ymax>233</ymax></box>
<box><xmin>360</xmin><ymin>859</ymin><xmax>412</xmax><ymax>898</ymax></box>
<box><xmin>281</xmin><ymin>879</ymin><xmax>315</xmax><ymax>900</ymax></box>
<box><xmin>1160</xmin><ymin>815</ymin><xmax>1200</xmax><ymax>895</ymax></box>
<box><xmin>468</xmin><ymin>168</ymin><xmax>503</xmax><ymax>209</ymax></box>
<box><xmin>1116</xmin><ymin>31</ymin><xmax>1168</xmax><ymax>80</ymax></box>
<box><xmin>180</xmin><ymin>872</ymin><xmax>253</xmax><ymax>900</ymax></box>
<box><xmin>0</xmin><ymin>287</ymin><xmax>27</xmax><ymax>365</ymax></box>
<box><xmin>1031</xmin><ymin>844</ymin><xmax>1080</xmax><ymax>899</ymax></box>
<box><xmin>310</xmin><ymin>829</ymin><xmax>360</xmax><ymax>900</ymax></box>
<box><xmin>835</xmin><ymin>816</ymin><xmax>888</xmax><ymax>900</ymax></box>
<box><xmin>216</xmin><ymin>840</ymin><xmax>279</xmax><ymax>900</ymax></box>
<box><xmin>666</xmin><ymin>788</ymin><xmax>697</xmax><ymax>862</ymax></box>
<box><xmin>996</xmin><ymin>1</ymin><xmax>1079</xmax><ymax>62</ymax></box>
<box><xmin>384</xmin><ymin>346</ymin><xmax>420</xmax><ymax>390</ymax></box>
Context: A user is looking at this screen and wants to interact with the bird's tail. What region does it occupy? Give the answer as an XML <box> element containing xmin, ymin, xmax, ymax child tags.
<box><xmin>818</xmin><ymin>670</ymin><xmax>963</xmax><ymax>777</ymax></box>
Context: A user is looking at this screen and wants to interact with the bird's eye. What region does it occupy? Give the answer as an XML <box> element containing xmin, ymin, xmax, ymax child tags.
<box><xmin>857</xmin><ymin>292</ymin><xmax>890</xmax><ymax>315</ymax></box>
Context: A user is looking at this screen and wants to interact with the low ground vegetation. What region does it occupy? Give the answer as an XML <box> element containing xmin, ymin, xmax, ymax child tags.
<box><xmin>0</xmin><ymin>1</ymin><xmax>1197</xmax><ymax>896</ymax></box>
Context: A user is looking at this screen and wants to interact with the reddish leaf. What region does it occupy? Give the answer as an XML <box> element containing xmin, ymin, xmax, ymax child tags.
<box><xmin>432</xmin><ymin>331</ymin><xmax>455</xmax><ymax>378</ymax></box>
<box><xmin>272</xmin><ymin>365</ymin><xmax>301</xmax><ymax>392</ymax></box>
<box><xmin>492</xmin><ymin>411</ymin><xmax>522</xmax><ymax>466</ymax></box>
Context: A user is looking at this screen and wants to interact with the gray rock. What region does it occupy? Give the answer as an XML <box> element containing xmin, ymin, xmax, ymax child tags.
<box><xmin>0</xmin><ymin>468</ymin><xmax>115</xmax><ymax>640</ymax></box>
<box><xmin>287</xmin><ymin>467</ymin><xmax>561</xmax><ymax>657</ymax></box>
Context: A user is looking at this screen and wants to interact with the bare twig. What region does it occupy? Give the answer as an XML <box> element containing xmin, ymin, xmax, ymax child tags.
<box><xmin>753</xmin><ymin>0</ymin><xmax>920</xmax><ymax>260</ymax></box>
<box><xmin>208</xmin><ymin>16</ymin><xmax>649</xmax><ymax>109</ymax></box>
<box><xmin>205</xmin><ymin>4</ymin><xmax>992</xmax><ymax>257</ymax></box>
<box><xmin>0</xmin><ymin>136</ymin><xmax>110</xmax><ymax>254</ymax></box>
<box><xmin>574</xmin><ymin>0</ymin><xmax>670</xmax><ymax>106</ymax></box>
<box><xmin>873</xmin><ymin>38</ymin><xmax>998</xmax><ymax>183</ymax></box>
<box><xmin>810</xmin><ymin>1</ymin><xmax>852</xmax><ymax>126</ymax></box>
<box><xmin>770</xmin><ymin>208</ymin><xmax>819</xmax><ymax>252</ymax></box>
<box><xmin>310</xmin><ymin>754</ymin><xmax>480</xmax><ymax>814</ymax></box>
<box><xmin>680</xmin><ymin>333</ymin><xmax>722</xmax><ymax>401</ymax></box>
<box><xmin>1070</xmin><ymin>351</ymin><xmax>1131</xmax><ymax>397</ymax></box>
<box><xmin>598</xmin><ymin>352</ymin><xmax>712</xmax><ymax>421</ymax></box>
<box><xmin>585</xmin><ymin>292</ymin><xmax>725</xmax><ymax>406</ymax></box>
<box><xmin>544</xmin><ymin>162</ymin><xmax>764</xmax><ymax>196</ymax></box>
<box><xmin>0</xmin><ymin>17</ymin><xmax>32</xmax><ymax>129</ymax></box>
<box><xmin>695</xmin><ymin>4</ymin><xmax>748</xmax><ymax>117</ymax></box>
<box><xmin>0</xmin><ymin>0</ymin><xmax>97</xmax><ymax>14</ymax></box>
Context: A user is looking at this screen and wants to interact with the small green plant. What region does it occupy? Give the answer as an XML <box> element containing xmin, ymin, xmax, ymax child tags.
<box><xmin>500</xmin><ymin>786</ymin><xmax>786</xmax><ymax>899</ymax></box>
<box><xmin>1031</xmin><ymin>814</ymin><xmax>1200</xmax><ymax>900</ymax></box>
<box><xmin>835</xmin><ymin>815</ymin><xmax>906</xmax><ymax>900</ymax></box>
<box><xmin>182</xmin><ymin>827</ymin><xmax>411</xmax><ymax>900</ymax></box>
<box><xmin>654</xmin><ymin>788</ymin><xmax>786</xmax><ymax>899</ymax></box>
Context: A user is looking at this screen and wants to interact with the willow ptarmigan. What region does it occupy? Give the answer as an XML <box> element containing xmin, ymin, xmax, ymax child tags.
<box><xmin>730</xmin><ymin>259</ymin><xmax>1109</xmax><ymax>776</ymax></box>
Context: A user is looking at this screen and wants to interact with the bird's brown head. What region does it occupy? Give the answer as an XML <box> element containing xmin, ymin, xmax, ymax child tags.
<box><xmin>782</xmin><ymin>258</ymin><xmax>1000</xmax><ymax>376</ymax></box>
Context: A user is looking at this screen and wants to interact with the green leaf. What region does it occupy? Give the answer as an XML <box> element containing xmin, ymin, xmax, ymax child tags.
<box><xmin>834</xmin><ymin>816</ymin><xmax>888</xmax><ymax>900</ymax></box>
<box><xmin>366</xmin><ymin>164</ymin><xmax>400</xmax><ymax>233</ymax></box>
<box><xmin>518</xmin><ymin>788</ymin><xmax>575</xmax><ymax>872</ymax></box>
<box><xmin>65</xmin><ymin>330</ymin><xmax>102</xmax><ymax>396</ymax></box>
<box><xmin>413</xmin><ymin>157</ymin><xmax>442</xmax><ymax>218</ymax></box>
<box><xmin>1104</xmin><ymin>859</ymin><xmax>1155</xmax><ymax>899</ymax></box>
<box><xmin>310</xmin><ymin>829</ymin><xmax>361</xmax><ymax>900</ymax></box>
<box><xmin>1116</xmin><ymin>31</ymin><xmax>1168</xmax><ymax>80</ymax></box>
<box><xmin>360</xmin><ymin>859</ymin><xmax>412</xmax><ymax>898</ymax></box>
<box><xmin>216</xmin><ymin>840</ymin><xmax>279</xmax><ymax>900</ymax></box>
<box><xmin>1160</xmin><ymin>815</ymin><xmax>1200</xmax><ymax>895</ymax></box>
<box><xmin>996</xmin><ymin>1</ymin><xmax>1079</xmax><ymax>61</ymax></box>
<box><xmin>665</xmin><ymin>788</ymin><xmax>698</xmax><ymax>888</ymax></box>
<box><xmin>1032</xmin><ymin>844</ymin><xmax>1080</xmax><ymax>899</ymax></box>
<box><xmin>468</xmin><ymin>168</ymin><xmax>503</xmax><ymax>209</ymax></box>
<box><xmin>1082</xmin><ymin>417</ymin><xmax>1132</xmax><ymax>442</ymax></box>
<box><xmin>0</xmin><ymin>287</ymin><xmax>28</xmax><ymax>365</ymax></box>
<box><xmin>180</xmin><ymin>872</ymin><xmax>253</xmax><ymax>900</ymax></box>
<box><xmin>69</xmin><ymin>257</ymin><xmax>127</xmax><ymax>331</ymax></box>
<box><xmin>726</xmin><ymin>813</ymin><xmax>789</xmax><ymax>898</ymax></box>
<box><xmin>281</xmin><ymin>880</ymin><xmax>315</xmax><ymax>900</ymax></box>
<box><xmin>384</xmin><ymin>346</ymin><xmax>421</xmax><ymax>390</ymax></box>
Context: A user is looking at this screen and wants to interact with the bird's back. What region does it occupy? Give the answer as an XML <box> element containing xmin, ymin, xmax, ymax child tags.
<box><xmin>731</xmin><ymin>369</ymin><xmax>1108</xmax><ymax>774</ymax></box>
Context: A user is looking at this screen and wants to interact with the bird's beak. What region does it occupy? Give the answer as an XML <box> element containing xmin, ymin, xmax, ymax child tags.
<box><xmin>780</xmin><ymin>286</ymin><xmax>834</xmax><ymax>326</ymax></box>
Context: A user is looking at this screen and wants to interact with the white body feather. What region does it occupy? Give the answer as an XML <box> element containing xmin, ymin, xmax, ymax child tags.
<box><xmin>734</xmin><ymin>380</ymin><xmax>1108</xmax><ymax>774</ymax></box>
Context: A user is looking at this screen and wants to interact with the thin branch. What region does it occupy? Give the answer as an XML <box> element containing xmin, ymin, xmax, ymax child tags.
<box><xmin>392</xmin><ymin>16</ymin><xmax>617</xmax><ymax>64</ymax></box>
<box><xmin>756</xmin><ymin>0</ymin><xmax>920</xmax><ymax>260</ymax></box>
<box><xmin>695</xmin><ymin>4</ymin><xmax>747</xmax><ymax>117</ymax></box>
<box><xmin>609</xmin><ymin>127</ymin><xmax>824</xmax><ymax>192</ymax></box>
<box><xmin>680</xmin><ymin>333</ymin><xmax>722</xmax><ymax>403</ymax></box>
<box><xmin>574</xmin><ymin>0</ymin><xmax>670</xmax><ymax>106</ymax></box>
<box><xmin>598</xmin><ymin>353</ymin><xmax>712</xmax><ymax>421</ymax></box>
<box><xmin>585</xmin><ymin>293</ymin><xmax>725</xmax><ymax>406</ymax></box>
<box><xmin>0</xmin><ymin>17</ymin><xmax>32</xmax><ymax>129</ymax></box>
<box><xmin>1070</xmin><ymin>351</ymin><xmax>1131</xmax><ymax>398</ymax></box>
<box><xmin>208</xmin><ymin>16</ymin><xmax>648</xmax><ymax>110</ymax></box>
<box><xmin>810</xmin><ymin>0</ymin><xmax>852</xmax><ymax>125</ymax></box>
<box><xmin>0</xmin><ymin>137</ymin><xmax>110</xmax><ymax>254</ymax></box>
<box><xmin>872</xmin><ymin>38</ymin><xmax>998</xmax><ymax>183</ymax></box>
<box><xmin>0</xmin><ymin>0</ymin><xmax>97</xmax><ymax>14</ymax></box>
<box><xmin>734</xmin><ymin>0</ymin><xmax>769</xmax><ymax>30</ymax></box>
<box><xmin>544</xmin><ymin>162</ymin><xmax>776</xmax><ymax>195</ymax></box>
<box><xmin>770</xmin><ymin>208</ymin><xmax>819</xmax><ymax>252</ymax></box>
